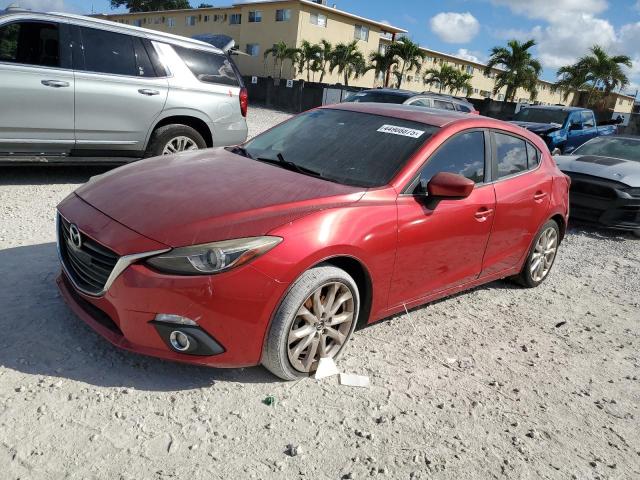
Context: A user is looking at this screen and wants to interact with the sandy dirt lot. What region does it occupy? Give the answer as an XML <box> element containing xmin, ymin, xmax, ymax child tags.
<box><xmin>1</xmin><ymin>106</ymin><xmax>639</xmax><ymax>480</ymax></box>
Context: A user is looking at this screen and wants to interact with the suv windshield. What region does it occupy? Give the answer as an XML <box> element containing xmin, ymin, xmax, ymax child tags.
<box><xmin>513</xmin><ymin>108</ymin><xmax>568</xmax><ymax>125</ymax></box>
<box><xmin>573</xmin><ymin>137</ymin><xmax>640</xmax><ymax>162</ymax></box>
<box><xmin>243</xmin><ymin>109</ymin><xmax>438</xmax><ymax>187</ymax></box>
<box><xmin>344</xmin><ymin>91</ymin><xmax>410</xmax><ymax>104</ymax></box>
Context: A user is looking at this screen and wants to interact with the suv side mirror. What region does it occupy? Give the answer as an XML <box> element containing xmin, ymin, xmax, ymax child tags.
<box><xmin>425</xmin><ymin>172</ymin><xmax>475</xmax><ymax>199</ymax></box>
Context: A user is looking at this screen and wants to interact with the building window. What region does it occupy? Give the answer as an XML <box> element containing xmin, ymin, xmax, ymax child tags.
<box><xmin>186</xmin><ymin>15</ymin><xmax>197</xmax><ymax>26</ymax></box>
<box><xmin>465</xmin><ymin>65</ymin><xmax>474</xmax><ymax>74</ymax></box>
<box><xmin>310</xmin><ymin>12</ymin><xmax>327</xmax><ymax>27</ymax></box>
<box><xmin>276</xmin><ymin>8</ymin><xmax>291</xmax><ymax>21</ymax></box>
<box><xmin>229</xmin><ymin>13</ymin><xmax>242</xmax><ymax>25</ymax></box>
<box><xmin>248</xmin><ymin>11</ymin><xmax>262</xmax><ymax>23</ymax></box>
<box><xmin>354</xmin><ymin>24</ymin><xmax>369</xmax><ymax>41</ymax></box>
<box><xmin>153</xmin><ymin>17</ymin><xmax>162</xmax><ymax>24</ymax></box>
<box><xmin>167</xmin><ymin>17</ymin><xmax>176</xmax><ymax>27</ymax></box>
<box><xmin>133</xmin><ymin>19</ymin><xmax>142</xmax><ymax>27</ymax></box>
<box><xmin>203</xmin><ymin>15</ymin><xmax>210</xmax><ymax>22</ymax></box>
<box><xmin>473</xmin><ymin>88</ymin><xmax>479</xmax><ymax>94</ymax></box>
<box><xmin>246</xmin><ymin>43</ymin><xmax>260</xmax><ymax>56</ymax></box>
<box><xmin>498</xmin><ymin>93</ymin><xmax>504</xmax><ymax>101</ymax></box>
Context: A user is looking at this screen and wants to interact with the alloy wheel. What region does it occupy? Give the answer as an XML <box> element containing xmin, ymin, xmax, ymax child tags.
<box><xmin>287</xmin><ymin>281</ymin><xmax>355</xmax><ymax>373</ymax></box>
<box><xmin>530</xmin><ymin>227</ymin><xmax>558</xmax><ymax>282</ymax></box>
<box><xmin>162</xmin><ymin>136</ymin><xmax>199</xmax><ymax>155</ymax></box>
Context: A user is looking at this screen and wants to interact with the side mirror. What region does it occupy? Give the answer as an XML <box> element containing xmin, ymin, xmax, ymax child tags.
<box><xmin>569</xmin><ymin>123</ymin><xmax>582</xmax><ymax>131</ymax></box>
<box><xmin>551</xmin><ymin>148</ymin><xmax>562</xmax><ymax>156</ymax></box>
<box><xmin>426</xmin><ymin>172</ymin><xmax>475</xmax><ymax>199</ymax></box>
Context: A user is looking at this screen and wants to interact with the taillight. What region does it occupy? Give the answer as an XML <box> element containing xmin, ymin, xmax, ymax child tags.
<box><xmin>239</xmin><ymin>87</ymin><xmax>248</xmax><ymax>118</ymax></box>
<box><xmin>471</xmin><ymin>110</ymin><xmax>480</xmax><ymax>115</ymax></box>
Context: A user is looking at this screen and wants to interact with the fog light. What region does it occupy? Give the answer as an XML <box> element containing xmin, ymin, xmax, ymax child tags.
<box><xmin>169</xmin><ymin>330</ymin><xmax>191</xmax><ymax>352</ymax></box>
<box><xmin>155</xmin><ymin>314</ymin><xmax>198</xmax><ymax>326</ymax></box>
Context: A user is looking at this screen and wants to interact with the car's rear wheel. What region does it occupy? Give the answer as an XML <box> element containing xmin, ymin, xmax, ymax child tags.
<box><xmin>513</xmin><ymin>219</ymin><xmax>560</xmax><ymax>288</ymax></box>
<box><xmin>146</xmin><ymin>124</ymin><xmax>207</xmax><ymax>157</ymax></box>
<box><xmin>262</xmin><ymin>265</ymin><xmax>359</xmax><ymax>380</ymax></box>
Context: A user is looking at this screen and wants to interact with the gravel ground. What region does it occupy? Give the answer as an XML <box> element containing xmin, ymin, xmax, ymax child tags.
<box><xmin>1</xmin><ymin>106</ymin><xmax>639</xmax><ymax>480</ymax></box>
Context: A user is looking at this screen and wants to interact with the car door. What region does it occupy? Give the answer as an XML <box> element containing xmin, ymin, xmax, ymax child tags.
<box><xmin>481</xmin><ymin>131</ymin><xmax>551</xmax><ymax>277</ymax></box>
<box><xmin>565</xmin><ymin>111</ymin><xmax>593</xmax><ymax>153</ymax></box>
<box><xmin>389</xmin><ymin>130</ymin><xmax>496</xmax><ymax>307</ymax></box>
<box><xmin>72</xmin><ymin>25</ymin><xmax>168</xmax><ymax>155</ymax></box>
<box><xmin>0</xmin><ymin>19</ymin><xmax>74</xmax><ymax>156</ymax></box>
<box><xmin>433</xmin><ymin>99</ymin><xmax>455</xmax><ymax>112</ymax></box>
<box><xmin>405</xmin><ymin>98</ymin><xmax>432</xmax><ymax>108</ymax></box>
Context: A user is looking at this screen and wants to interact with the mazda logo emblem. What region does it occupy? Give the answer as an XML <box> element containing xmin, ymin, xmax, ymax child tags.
<box><xmin>69</xmin><ymin>224</ymin><xmax>82</xmax><ymax>249</ymax></box>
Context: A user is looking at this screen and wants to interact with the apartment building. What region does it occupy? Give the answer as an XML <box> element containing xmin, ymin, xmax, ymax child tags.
<box><xmin>100</xmin><ymin>0</ymin><xmax>635</xmax><ymax>113</ymax></box>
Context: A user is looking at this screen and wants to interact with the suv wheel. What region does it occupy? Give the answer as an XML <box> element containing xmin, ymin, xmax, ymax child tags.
<box><xmin>262</xmin><ymin>265</ymin><xmax>360</xmax><ymax>380</ymax></box>
<box><xmin>146</xmin><ymin>124</ymin><xmax>207</xmax><ymax>157</ymax></box>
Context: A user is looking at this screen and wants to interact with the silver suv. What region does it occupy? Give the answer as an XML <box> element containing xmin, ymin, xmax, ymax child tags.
<box><xmin>0</xmin><ymin>9</ymin><xmax>248</xmax><ymax>164</ymax></box>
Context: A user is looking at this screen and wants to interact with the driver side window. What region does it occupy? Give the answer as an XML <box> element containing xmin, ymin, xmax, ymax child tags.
<box><xmin>415</xmin><ymin>130</ymin><xmax>485</xmax><ymax>192</ymax></box>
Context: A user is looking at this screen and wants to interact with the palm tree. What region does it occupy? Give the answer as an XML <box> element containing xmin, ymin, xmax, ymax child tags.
<box><xmin>450</xmin><ymin>71</ymin><xmax>474</xmax><ymax>96</ymax></box>
<box><xmin>317</xmin><ymin>40</ymin><xmax>333</xmax><ymax>83</ymax></box>
<box><xmin>555</xmin><ymin>63</ymin><xmax>589</xmax><ymax>101</ymax></box>
<box><xmin>297</xmin><ymin>40</ymin><xmax>322</xmax><ymax>82</ymax></box>
<box><xmin>485</xmin><ymin>39</ymin><xmax>542</xmax><ymax>102</ymax></box>
<box><xmin>329</xmin><ymin>41</ymin><xmax>366</xmax><ymax>86</ymax></box>
<box><xmin>423</xmin><ymin>64</ymin><xmax>459</xmax><ymax>93</ymax></box>
<box><xmin>368</xmin><ymin>50</ymin><xmax>398</xmax><ymax>87</ymax></box>
<box><xmin>557</xmin><ymin>45</ymin><xmax>632</xmax><ymax>106</ymax></box>
<box><xmin>263</xmin><ymin>41</ymin><xmax>299</xmax><ymax>79</ymax></box>
<box><xmin>388</xmin><ymin>38</ymin><xmax>426</xmax><ymax>89</ymax></box>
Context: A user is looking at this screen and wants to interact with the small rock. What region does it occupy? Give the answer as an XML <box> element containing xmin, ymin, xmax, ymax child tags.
<box><xmin>285</xmin><ymin>444</ymin><xmax>300</xmax><ymax>457</ymax></box>
<box><xmin>521</xmin><ymin>345</ymin><xmax>529</xmax><ymax>352</ymax></box>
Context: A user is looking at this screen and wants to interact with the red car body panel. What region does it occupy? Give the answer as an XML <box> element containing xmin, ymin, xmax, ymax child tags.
<box><xmin>57</xmin><ymin>104</ymin><xmax>569</xmax><ymax>369</ymax></box>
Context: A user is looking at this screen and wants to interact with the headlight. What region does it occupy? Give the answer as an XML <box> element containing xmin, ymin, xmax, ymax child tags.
<box><xmin>623</xmin><ymin>187</ymin><xmax>640</xmax><ymax>198</ymax></box>
<box><xmin>146</xmin><ymin>236</ymin><xmax>282</xmax><ymax>275</ymax></box>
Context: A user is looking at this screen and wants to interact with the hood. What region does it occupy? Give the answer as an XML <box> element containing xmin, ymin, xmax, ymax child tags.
<box><xmin>75</xmin><ymin>149</ymin><xmax>365</xmax><ymax>247</ymax></box>
<box><xmin>510</xmin><ymin>121</ymin><xmax>563</xmax><ymax>135</ymax></box>
<box><xmin>554</xmin><ymin>155</ymin><xmax>640</xmax><ymax>187</ymax></box>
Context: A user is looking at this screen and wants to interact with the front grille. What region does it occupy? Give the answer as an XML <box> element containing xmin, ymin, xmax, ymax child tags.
<box><xmin>566</xmin><ymin>173</ymin><xmax>623</xmax><ymax>200</ymax></box>
<box><xmin>62</xmin><ymin>274</ymin><xmax>123</xmax><ymax>335</ymax></box>
<box><xmin>58</xmin><ymin>214</ymin><xmax>119</xmax><ymax>295</ymax></box>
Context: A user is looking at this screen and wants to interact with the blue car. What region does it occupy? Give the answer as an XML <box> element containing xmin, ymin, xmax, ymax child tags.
<box><xmin>511</xmin><ymin>106</ymin><xmax>618</xmax><ymax>154</ymax></box>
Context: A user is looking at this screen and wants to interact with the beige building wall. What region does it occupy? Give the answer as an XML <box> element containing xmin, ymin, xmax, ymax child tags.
<box><xmin>101</xmin><ymin>2</ymin><xmax>635</xmax><ymax>112</ymax></box>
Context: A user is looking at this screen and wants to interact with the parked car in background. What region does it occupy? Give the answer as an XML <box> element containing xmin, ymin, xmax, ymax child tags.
<box><xmin>553</xmin><ymin>136</ymin><xmax>640</xmax><ymax>236</ymax></box>
<box><xmin>57</xmin><ymin>103</ymin><xmax>569</xmax><ymax>380</ymax></box>
<box><xmin>0</xmin><ymin>9</ymin><xmax>248</xmax><ymax>165</ymax></box>
<box><xmin>511</xmin><ymin>106</ymin><xmax>618</xmax><ymax>154</ymax></box>
<box><xmin>343</xmin><ymin>88</ymin><xmax>479</xmax><ymax>114</ymax></box>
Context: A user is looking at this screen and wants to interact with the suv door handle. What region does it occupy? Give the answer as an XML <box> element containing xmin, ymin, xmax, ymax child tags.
<box><xmin>41</xmin><ymin>80</ymin><xmax>70</xmax><ymax>88</ymax></box>
<box><xmin>534</xmin><ymin>191</ymin><xmax>548</xmax><ymax>201</ymax></box>
<box><xmin>138</xmin><ymin>89</ymin><xmax>160</xmax><ymax>96</ymax></box>
<box><xmin>474</xmin><ymin>207</ymin><xmax>494</xmax><ymax>222</ymax></box>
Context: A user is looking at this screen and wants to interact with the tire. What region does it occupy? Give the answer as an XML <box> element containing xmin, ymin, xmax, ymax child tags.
<box><xmin>262</xmin><ymin>264</ymin><xmax>360</xmax><ymax>380</ymax></box>
<box><xmin>145</xmin><ymin>124</ymin><xmax>207</xmax><ymax>158</ymax></box>
<box><xmin>513</xmin><ymin>219</ymin><xmax>560</xmax><ymax>288</ymax></box>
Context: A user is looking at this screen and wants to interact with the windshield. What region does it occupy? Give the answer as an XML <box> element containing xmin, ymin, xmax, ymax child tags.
<box><xmin>513</xmin><ymin>108</ymin><xmax>568</xmax><ymax>125</ymax></box>
<box><xmin>343</xmin><ymin>91</ymin><xmax>409</xmax><ymax>104</ymax></box>
<box><xmin>573</xmin><ymin>137</ymin><xmax>640</xmax><ymax>162</ymax></box>
<box><xmin>243</xmin><ymin>109</ymin><xmax>438</xmax><ymax>187</ymax></box>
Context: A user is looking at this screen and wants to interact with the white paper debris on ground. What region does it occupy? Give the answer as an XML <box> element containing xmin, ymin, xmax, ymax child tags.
<box><xmin>315</xmin><ymin>357</ymin><xmax>340</xmax><ymax>380</ymax></box>
<box><xmin>339</xmin><ymin>373</ymin><xmax>370</xmax><ymax>388</ymax></box>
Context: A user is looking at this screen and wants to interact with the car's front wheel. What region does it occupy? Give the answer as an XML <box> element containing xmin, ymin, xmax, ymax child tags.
<box><xmin>514</xmin><ymin>219</ymin><xmax>560</xmax><ymax>288</ymax></box>
<box><xmin>146</xmin><ymin>124</ymin><xmax>207</xmax><ymax>157</ymax></box>
<box><xmin>262</xmin><ymin>265</ymin><xmax>360</xmax><ymax>380</ymax></box>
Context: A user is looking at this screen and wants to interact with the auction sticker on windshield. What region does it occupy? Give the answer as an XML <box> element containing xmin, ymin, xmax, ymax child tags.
<box><xmin>377</xmin><ymin>124</ymin><xmax>425</xmax><ymax>138</ymax></box>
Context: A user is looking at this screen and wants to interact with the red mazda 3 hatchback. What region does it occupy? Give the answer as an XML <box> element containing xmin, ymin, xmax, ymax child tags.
<box><xmin>56</xmin><ymin>103</ymin><xmax>570</xmax><ymax>380</ymax></box>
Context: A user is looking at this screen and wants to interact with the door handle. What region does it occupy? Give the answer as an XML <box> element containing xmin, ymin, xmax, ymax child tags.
<box><xmin>138</xmin><ymin>89</ymin><xmax>160</xmax><ymax>96</ymax></box>
<box><xmin>41</xmin><ymin>79</ymin><xmax>70</xmax><ymax>88</ymax></box>
<box><xmin>534</xmin><ymin>191</ymin><xmax>548</xmax><ymax>201</ymax></box>
<box><xmin>474</xmin><ymin>207</ymin><xmax>494</xmax><ymax>222</ymax></box>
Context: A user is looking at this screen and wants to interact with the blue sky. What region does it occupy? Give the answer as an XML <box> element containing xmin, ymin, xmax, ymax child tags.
<box><xmin>7</xmin><ymin>0</ymin><xmax>640</xmax><ymax>97</ymax></box>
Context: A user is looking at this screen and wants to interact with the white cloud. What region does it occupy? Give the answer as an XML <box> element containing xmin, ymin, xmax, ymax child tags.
<box><xmin>430</xmin><ymin>12</ymin><xmax>480</xmax><ymax>43</ymax></box>
<box><xmin>379</xmin><ymin>19</ymin><xmax>391</xmax><ymax>26</ymax></box>
<box><xmin>490</xmin><ymin>0</ymin><xmax>608</xmax><ymax>22</ymax></box>
<box><xmin>455</xmin><ymin>48</ymin><xmax>485</xmax><ymax>64</ymax></box>
<box><xmin>4</xmin><ymin>0</ymin><xmax>67</xmax><ymax>11</ymax></box>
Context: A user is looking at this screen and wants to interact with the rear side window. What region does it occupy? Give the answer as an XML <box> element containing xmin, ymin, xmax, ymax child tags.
<box><xmin>526</xmin><ymin>143</ymin><xmax>540</xmax><ymax>169</ymax></box>
<box><xmin>0</xmin><ymin>21</ymin><xmax>60</xmax><ymax>67</ymax></box>
<box><xmin>495</xmin><ymin>132</ymin><xmax>528</xmax><ymax>178</ymax></box>
<box><xmin>417</xmin><ymin>131</ymin><xmax>485</xmax><ymax>189</ymax></box>
<box><xmin>174</xmin><ymin>46</ymin><xmax>239</xmax><ymax>86</ymax></box>
<box><xmin>433</xmin><ymin>99</ymin><xmax>455</xmax><ymax>111</ymax></box>
<box><xmin>79</xmin><ymin>27</ymin><xmax>137</xmax><ymax>76</ymax></box>
<box><xmin>409</xmin><ymin>98</ymin><xmax>431</xmax><ymax>107</ymax></box>
<box><xmin>344</xmin><ymin>92</ymin><xmax>408</xmax><ymax>104</ymax></box>
<box><xmin>455</xmin><ymin>104</ymin><xmax>471</xmax><ymax>113</ymax></box>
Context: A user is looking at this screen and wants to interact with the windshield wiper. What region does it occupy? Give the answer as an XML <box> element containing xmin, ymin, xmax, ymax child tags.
<box><xmin>256</xmin><ymin>153</ymin><xmax>325</xmax><ymax>179</ymax></box>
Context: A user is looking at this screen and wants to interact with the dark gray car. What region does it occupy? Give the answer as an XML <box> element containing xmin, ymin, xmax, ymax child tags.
<box><xmin>0</xmin><ymin>9</ymin><xmax>248</xmax><ymax>164</ymax></box>
<box><xmin>343</xmin><ymin>88</ymin><xmax>479</xmax><ymax>114</ymax></box>
<box><xmin>554</xmin><ymin>136</ymin><xmax>640</xmax><ymax>236</ymax></box>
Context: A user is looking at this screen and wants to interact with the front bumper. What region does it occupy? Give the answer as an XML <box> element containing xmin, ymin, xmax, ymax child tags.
<box><xmin>56</xmin><ymin>195</ymin><xmax>289</xmax><ymax>368</ymax></box>
<box><xmin>567</xmin><ymin>175</ymin><xmax>640</xmax><ymax>231</ymax></box>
